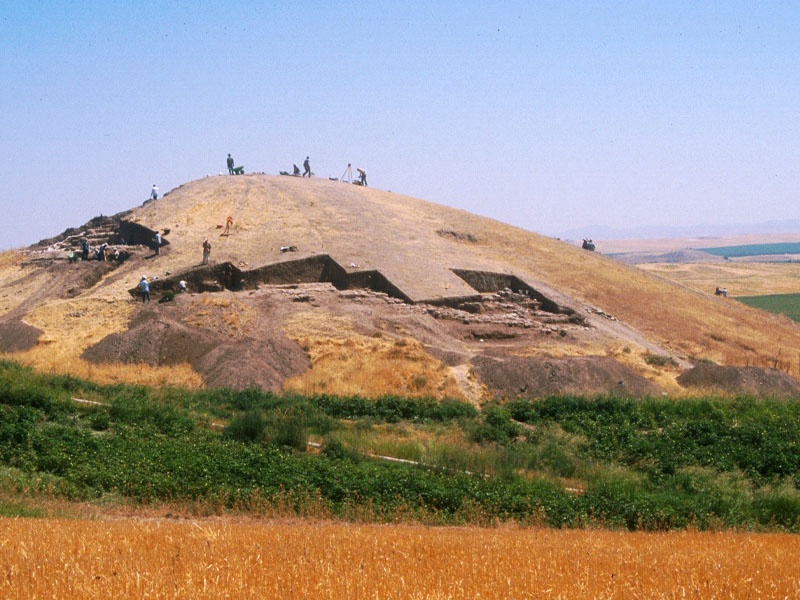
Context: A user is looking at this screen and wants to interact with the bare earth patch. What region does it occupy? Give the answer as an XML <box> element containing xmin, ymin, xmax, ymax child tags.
<box><xmin>471</xmin><ymin>354</ymin><xmax>665</xmax><ymax>398</ymax></box>
<box><xmin>677</xmin><ymin>364</ymin><xmax>800</xmax><ymax>397</ymax></box>
<box><xmin>82</xmin><ymin>295</ymin><xmax>309</xmax><ymax>391</ymax></box>
<box><xmin>0</xmin><ymin>319</ymin><xmax>41</xmax><ymax>352</ymax></box>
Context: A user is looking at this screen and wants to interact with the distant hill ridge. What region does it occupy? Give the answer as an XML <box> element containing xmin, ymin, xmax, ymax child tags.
<box><xmin>561</xmin><ymin>219</ymin><xmax>800</xmax><ymax>241</ymax></box>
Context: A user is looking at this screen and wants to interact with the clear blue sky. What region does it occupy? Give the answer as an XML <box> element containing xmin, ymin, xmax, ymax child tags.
<box><xmin>2</xmin><ymin>1</ymin><xmax>798</xmax><ymax>249</ymax></box>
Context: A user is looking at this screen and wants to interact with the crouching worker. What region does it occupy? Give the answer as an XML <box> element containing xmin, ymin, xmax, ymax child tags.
<box><xmin>138</xmin><ymin>275</ymin><xmax>150</xmax><ymax>303</ymax></box>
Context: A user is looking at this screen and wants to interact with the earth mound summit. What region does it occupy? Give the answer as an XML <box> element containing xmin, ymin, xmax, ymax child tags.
<box><xmin>3</xmin><ymin>173</ymin><xmax>800</xmax><ymax>400</ymax></box>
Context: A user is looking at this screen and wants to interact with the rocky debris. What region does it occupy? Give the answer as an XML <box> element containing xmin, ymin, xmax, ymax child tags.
<box><xmin>339</xmin><ymin>290</ymin><xmax>374</xmax><ymax>300</ymax></box>
<box><xmin>425</xmin><ymin>289</ymin><xmax>575</xmax><ymax>331</ymax></box>
<box><xmin>33</xmin><ymin>213</ymin><xmax>136</xmax><ymax>254</ymax></box>
<box><xmin>436</xmin><ymin>229</ymin><xmax>479</xmax><ymax>243</ymax></box>
<box><xmin>677</xmin><ymin>364</ymin><xmax>800</xmax><ymax>397</ymax></box>
<box><xmin>470</xmin><ymin>329</ymin><xmax>519</xmax><ymax>340</ymax></box>
<box><xmin>472</xmin><ymin>354</ymin><xmax>665</xmax><ymax>399</ymax></box>
<box><xmin>587</xmin><ymin>307</ymin><xmax>618</xmax><ymax>321</ymax></box>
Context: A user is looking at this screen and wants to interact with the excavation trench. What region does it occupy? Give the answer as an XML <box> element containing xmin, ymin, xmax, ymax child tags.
<box><xmin>133</xmin><ymin>256</ymin><xmax>569</xmax><ymax>315</ymax></box>
<box><xmin>450</xmin><ymin>269</ymin><xmax>573</xmax><ymax>314</ymax></box>
<box><xmin>137</xmin><ymin>254</ymin><xmax>411</xmax><ymax>302</ymax></box>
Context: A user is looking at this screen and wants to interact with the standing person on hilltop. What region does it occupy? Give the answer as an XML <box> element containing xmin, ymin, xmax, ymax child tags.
<box><xmin>138</xmin><ymin>276</ymin><xmax>150</xmax><ymax>303</ymax></box>
<box><xmin>151</xmin><ymin>184</ymin><xmax>158</xmax><ymax>201</ymax></box>
<box><xmin>202</xmin><ymin>238</ymin><xmax>211</xmax><ymax>265</ymax></box>
<box><xmin>302</xmin><ymin>156</ymin><xmax>311</xmax><ymax>177</ymax></box>
<box><xmin>227</xmin><ymin>154</ymin><xmax>234</xmax><ymax>175</ymax></box>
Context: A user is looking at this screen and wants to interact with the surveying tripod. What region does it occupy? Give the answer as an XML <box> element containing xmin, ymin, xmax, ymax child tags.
<box><xmin>341</xmin><ymin>163</ymin><xmax>353</xmax><ymax>183</ymax></box>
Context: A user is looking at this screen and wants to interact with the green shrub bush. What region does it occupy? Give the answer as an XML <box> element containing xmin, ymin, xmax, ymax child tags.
<box><xmin>321</xmin><ymin>436</ymin><xmax>362</xmax><ymax>462</ymax></box>
<box><xmin>469</xmin><ymin>404</ymin><xmax>521</xmax><ymax>445</ymax></box>
<box><xmin>267</xmin><ymin>414</ymin><xmax>308</xmax><ymax>451</ymax></box>
<box><xmin>223</xmin><ymin>410</ymin><xmax>267</xmax><ymax>443</ymax></box>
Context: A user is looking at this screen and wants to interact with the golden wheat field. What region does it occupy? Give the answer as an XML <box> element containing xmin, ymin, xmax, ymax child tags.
<box><xmin>638</xmin><ymin>261</ymin><xmax>800</xmax><ymax>297</ymax></box>
<box><xmin>2</xmin><ymin>517</ymin><xmax>799</xmax><ymax>599</ymax></box>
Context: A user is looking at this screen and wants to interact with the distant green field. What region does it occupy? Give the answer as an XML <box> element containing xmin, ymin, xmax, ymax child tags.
<box><xmin>737</xmin><ymin>293</ymin><xmax>800</xmax><ymax>322</ymax></box>
<box><xmin>700</xmin><ymin>242</ymin><xmax>800</xmax><ymax>258</ymax></box>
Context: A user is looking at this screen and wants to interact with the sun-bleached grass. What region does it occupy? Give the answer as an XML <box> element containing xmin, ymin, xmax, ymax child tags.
<box><xmin>2</xmin><ymin>517</ymin><xmax>799</xmax><ymax>599</ymax></box>
<box><xmin>1</xmin><ymin>350</ymin><xmax>202</xmax><ymax>388</ymax></box>
<box><xmin>1</xmin><ymin>296</ymin><xmax>203</xmax><ymax>387</ymax></box>
<box><xmin>284</xmin><ymin>335</ymin><xmax>465</xmax><ymax>399</ymax></box>
<box><xmin>0</xmin><ymin>249</ymin><xmax>22</xmax><ymax>270</ymax></box>
<box><xmin>283</xmin><ymin>309</ymin><xmax>465</xmax><ymax>398</ymax></box>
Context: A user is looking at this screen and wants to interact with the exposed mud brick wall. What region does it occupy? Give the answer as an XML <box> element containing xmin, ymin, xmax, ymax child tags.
<box><xmin>119</xmin><ymin>221</ymin><xmax>170</xmax><ymax>247</ymax></box>
<box><xmin>140</xmin><ymin>263</ymin><xmax>242</xmax><ymax>296</ymax></box>
<box><xmin>139</xmin><ymin>254</ymin><xmax>415</xmax><ymax>302</ymax></box>
<box><xmin>450</xmin><ymin>269</ymin><xmax>570</xmax><ymax>314</ymax></box>
<box><xmin>241</xmin><ymin>255</ymin><xmax>347</xmax><ymax>289</ymax></box>
<box><xmin>420</xmin><ymin>294</ymin><xmax>483</xmax><ymax>307</ymax></box>
<box><xmin>345</xmin><ymin>271</ymin><xmax>412</xmax><ymax>303</ymax></box>
<box><xmin>450</xmin><ymin>269</ymin><xmax>515</xmax><ymax>293</ymax></box>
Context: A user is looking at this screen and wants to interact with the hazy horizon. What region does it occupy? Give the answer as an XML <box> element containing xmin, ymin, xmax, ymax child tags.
<box><xmin>3</xmin><ymin>2</ymin><xmax>798</xmax><ymax>250</ymax></box>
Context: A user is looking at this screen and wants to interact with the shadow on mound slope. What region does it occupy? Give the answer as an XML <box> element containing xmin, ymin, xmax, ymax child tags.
<box><xmin>81</xmin><ymin>303</ymin><xmax>309</xmax><ymax>390</ymax></box>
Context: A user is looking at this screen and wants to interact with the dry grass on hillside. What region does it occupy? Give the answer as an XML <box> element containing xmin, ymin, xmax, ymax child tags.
<box><xmin>0</xmin><ymin>256</ymin><xmax>37</xmax><ymax>315</ymax></box>
<box><xmin>284</xmin><ymin>335</ymin><xmax>465</xmax><ymax>399</ymax></box>
<box><xmin>639</xmin><ymin>261</ymin><xmax>800</xmax><ymax>297</ymax></box>
<box><xmin>0</xmin><ymin>249</ymin><xmax>22</xmax><ymax>270</ymax></box>
<box><xmin>494</xmin><ymin>235</ymin><xmax>800</xmax><ymax>377</ymax></box>
<box><xmin>2</xmin><ymin>517</ymin><xmax>799</xmax><ymax>599</ymax></box>
<box><xmin>1</xmin><ymin>348</ymin><xmax>202</xmax><ymax>388</ymax></box>
<box><xmin>1</xmin><ymin>297</ymin><xmax>202</xmax><ymax>388</ymax></box>
<box><xmin>282</xmin><ymin>310</ymin><xmax>465</xmax><ymax>398</ymax></box>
